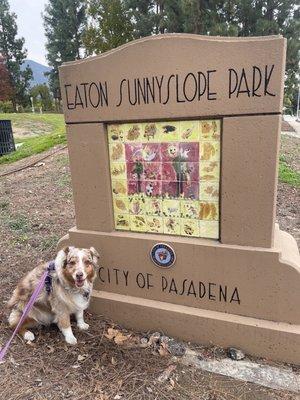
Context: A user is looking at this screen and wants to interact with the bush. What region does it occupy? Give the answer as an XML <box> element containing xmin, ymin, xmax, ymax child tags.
<box><xmin>0</xmin><ymin>100</ymin><xmax>14</xmax><ymax>113</ymax></box>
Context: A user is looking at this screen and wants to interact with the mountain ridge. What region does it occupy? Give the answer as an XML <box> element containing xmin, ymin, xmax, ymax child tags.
<box><xmin>21</xmin><ymin>59</ymin><xmax>51</xmax><ymax>87</ymax></box>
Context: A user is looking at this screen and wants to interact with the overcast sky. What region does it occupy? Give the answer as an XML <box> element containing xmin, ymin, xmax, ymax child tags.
<box><xmin>9</xmin><ymin>0</ymin><xmax>48</xmax><ymax>65</ymax></box>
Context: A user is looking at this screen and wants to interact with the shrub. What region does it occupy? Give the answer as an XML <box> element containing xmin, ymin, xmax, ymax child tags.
<box><xmin>0</xmin><ymin>100</ymin><xmax>14</xmax><ymax>113</ymax></box>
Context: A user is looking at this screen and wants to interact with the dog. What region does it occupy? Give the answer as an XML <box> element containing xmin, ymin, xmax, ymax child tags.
<box><xmin>7</xmin><ymin>246</ymin><xmax>99</xmax><ymax>345</ymax></box>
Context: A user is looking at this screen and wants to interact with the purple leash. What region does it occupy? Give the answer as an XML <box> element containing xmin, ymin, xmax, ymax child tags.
<box><xmin>0</xmin><ymin>262</ymin><xmax>54</xmax><ymax>362</ymax></box>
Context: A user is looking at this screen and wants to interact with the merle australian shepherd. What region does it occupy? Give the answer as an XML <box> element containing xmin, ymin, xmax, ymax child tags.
<box><xmin>7</xmin><ymin>246</ymin><xmax>99</xmax><ymax>345</ymax></box>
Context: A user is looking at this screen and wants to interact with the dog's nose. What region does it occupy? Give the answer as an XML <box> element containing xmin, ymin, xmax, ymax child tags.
<box><xmin>76</xmin><ymin>272</ymin><xmax>83</xmax><ymax>279</ymax></box>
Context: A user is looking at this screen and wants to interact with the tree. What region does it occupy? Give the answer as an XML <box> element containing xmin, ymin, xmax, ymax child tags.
<box><xmin>43</xmin><ymin>0</ymin><xmax>86</xmax><ymax>96</ymax></box>
<box><xmin>30</xmin><ymin>84</ymin><xmax>53</xmax><ymax>111</ymax></box>
<box><xmin>0</xmin><ymin>0</ymin><xmax>32</xmax><ymax>109</ymax></box>
<box><xmin>235</xmin><ymin>0</ymin><xmax>300</xmax><ymax>111</ymax></box>
<box><xmin>125</xmin><ymin>0</ymin><xmax>157</xmax><ymax>38</ymax></box>
<box><xmin>125</xmin><ymin>0</ymin><xmax>184</xmax><ymax>37</ymax></box>
<box><xmin>83</xmin><ymin>0</ymin><xmax>134</xmax><ymax>55</ymax></box>
<box><xmin>0</xmin><ymin>55</ymin><xmax>13</xmax><ymax>101</ymax></box>
<box><xmin>181</xmin><ymin>0</ymin><xmax>299</xmax><ymax>110</ymax></box>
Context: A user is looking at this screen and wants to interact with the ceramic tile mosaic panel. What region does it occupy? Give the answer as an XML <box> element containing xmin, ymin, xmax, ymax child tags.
<box><xmin>108</xmin><ymin>120</ymin><xmax>221</xmax><ymax>239</ymax></box>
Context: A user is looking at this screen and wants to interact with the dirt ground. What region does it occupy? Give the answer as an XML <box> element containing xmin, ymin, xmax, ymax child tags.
<box><xmin>0</xmin><ymin>135</ymin><xmax>299</xmax><ymax>400</ymax></box>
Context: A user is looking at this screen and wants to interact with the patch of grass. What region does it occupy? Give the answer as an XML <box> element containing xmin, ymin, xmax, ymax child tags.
<box><xmin>279</xmin><ymin>156</ymin><xmax>300</xmax><ymax>187</ymax></box>
<box><xmin>7</xmin><ymin>214</ymin><xmax>30</xmax><ymax>233</ymax></box>
<box><xmin>56</xmin><ymin>154</ymin><xmax>69</xmax><ymax>167</ymax></box>
<box><xmin>0</xmin><ymin>113</ymin><xmax>66</xmax><ymax>165</ymax></box>
<box><xmin>0</xmin><ymin>200</ymin><xmax>9</xmax><ymax>210</ymax></box>
<box><xmin>39</xmin><ymin>235</ymin><xmax>60</xmax><ymax>251</ymax></box>
<box><xmin>57</xmin><ymin>174</ymin><xmax>71</xmax><ymax>188</ymax></box>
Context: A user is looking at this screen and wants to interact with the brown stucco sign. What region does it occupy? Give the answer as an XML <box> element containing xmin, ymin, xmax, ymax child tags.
<box><xmin>58</xmin><ymin>34</ymin><xmax>300</xmax><ymax>364</ymax></box>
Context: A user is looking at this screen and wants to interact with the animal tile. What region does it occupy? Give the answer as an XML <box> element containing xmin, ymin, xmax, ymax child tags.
<box><xmin>109</xmin><ymin>142</ymin><xmax>125</xmax><ymax>161</ymax></box>
<box><xmin>199</xmin><ymin>161</ymin><xmax>220</xmax><ymax>181</ymax></box>
<box><xmin>157</xmin><ymin>121</ymin><xmax>179</xmax><ymax>142</ymax></box>
<box><xmin>130</xmin><ymin>215</ymin><xmax>147</xmax><ymax>232</ymax></box>
<box><xmin>111</xmin><ymin>180</ymin><xmax>128</xmax><ymax>197</ymax></box>
<box><xmin>142</xmin><ymin>123</ymin><xmax>159</xmax><ymax>142</ymax></box>
<box><xmin>180</xmin><ymin>120</ymin><xmax>199</xmax><ymax>141</ymax></box>
<box><xmin>200</xmin><ymin>141</ymin><xmax>220</xmax><ymax>162</ymax></box>
<box><xmin>180</xmin><ymin>200</ymin><xmax>199</xmax><ymax>219</ymax></box>
<box><xmin>110</xmin><ymin>162</ymin><xmax>127</xmax><ymax>180</ymax></box>
<box><xmin>108</xmin><ymin>124</ymin><xmax>125</xmax><ymax>142</ymax></box>
<box><xmin>113</xmin><ymin>197</ymin><xmax>129</xmax><ymax>214</ymax></box>
<box><xmin>146</xmin><ymin>198</ymin><xmax>162</xmax><ymax>216</ymax></box>
<box><xmin>163</xmin><ymin>217</ymin><xmax>181</xmax><ymax>235</ymax></box>
<box><xmin>199</xmin><ymin>201</ymin><xmax>219</xmax><ymax>221</ymax></box>
<box><xmin>200</xmin><ymin>120</ymin><xmax>221</xmax><ymax>141</ymax></box>
<box><xmin>115</xmin><ymin>213</ymin><xmax>130</xmax><ymax>230</ymax></box>
<box><xmin>199</xmin><ymin>182</ymin><xmax>219</xmax><ymax>201</ymax></box>
<box><xmin>162</xmin><ymin>199</ymin><xmax>181</xmax><ymax>218</ymax></box>
<box><xmin>124</xmin><ymin>124</ymin><xmax>143</xmax><ymax>142</ymax></box>
<box><xmin>181</xmin><ymin>219</ymin><xmax>200</xmax><ymax>237</ymax></box>
<box><xmin>129</xmin><ymin>195</ymin><xmax>146</xmax><ymax>215</ymax></box>
<box><xmin>147</xmin><ymin>216</ymin><xmax>163</xmax><ymax>233</ymax></box>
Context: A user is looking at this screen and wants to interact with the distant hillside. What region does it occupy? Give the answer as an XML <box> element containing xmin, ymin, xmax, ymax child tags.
<box><xmin>21</xmin><ymin>59</ymin><xmax>51</xmax><ymax>87</ymax></box>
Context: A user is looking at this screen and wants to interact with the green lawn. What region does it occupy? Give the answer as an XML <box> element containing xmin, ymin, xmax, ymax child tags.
<box><xmin>0</xmin><ymin>113</ymin><xmax>66</xmax><ymax>165</ymax></box>
<box><xmin>279</xmin><ymin>155</ymin><xmax>300</xmax><ymax>187</ymax></box>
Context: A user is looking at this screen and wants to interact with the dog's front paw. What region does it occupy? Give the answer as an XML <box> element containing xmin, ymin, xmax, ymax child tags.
<box><xmin>24</xmin><ymin>331</ymin><xmax>35</xmax><ymax>342</ymax></box>
<box><xmin>78</xmin><ymin>322</ymin><xmax>89</xmax><ymax>330</ymax></box>
<box><xmin>65</xmin><ymin>334</ymin><xmax>77</xmax><ymax>345</ymax></box>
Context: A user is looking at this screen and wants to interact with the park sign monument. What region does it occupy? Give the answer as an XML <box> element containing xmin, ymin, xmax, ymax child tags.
<box><xmin>58</xmin><ymin>35</ymin><xmax>300</xmax><ymax>364</ymax></box>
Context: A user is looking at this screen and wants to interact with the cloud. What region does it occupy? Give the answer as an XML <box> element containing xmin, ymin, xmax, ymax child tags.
<box><xmin>9</xmin><ymin>0</ymin><xmax>48</xmax><ymax>65</ymax></box>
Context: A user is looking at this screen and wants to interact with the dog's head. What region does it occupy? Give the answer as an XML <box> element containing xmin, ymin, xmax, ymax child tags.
<box><xmin>55</xmin><ymin>246</ymin><xmax>99</xmax><ymax>288</ymax></box>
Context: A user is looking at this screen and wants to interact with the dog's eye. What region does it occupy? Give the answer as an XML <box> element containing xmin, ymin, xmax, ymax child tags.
<box><xmin>68</xmin><ymin>261</ymin><xmax>75</xmax><ymax>266</ymax></box>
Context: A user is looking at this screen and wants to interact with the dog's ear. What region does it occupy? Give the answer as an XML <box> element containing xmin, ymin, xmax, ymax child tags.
<box><xmin>89</xmin><ymin>247</ymin><xmax>100</xmax><ymax>265</ymax></box>
<box><xmin>55</xmin><ymin>246</ymin><xmax>69</xmax><ymax>269</ymax></box>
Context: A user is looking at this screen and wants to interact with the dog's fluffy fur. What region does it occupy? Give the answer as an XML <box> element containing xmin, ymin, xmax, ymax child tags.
<box><xmin>7</xmin><ymin>246</ymin><xmax>99</xmax><ymax>345</ymax></box>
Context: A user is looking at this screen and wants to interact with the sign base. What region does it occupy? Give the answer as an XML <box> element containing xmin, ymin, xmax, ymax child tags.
<box><xmin>58</xmin><ymin>224</ymin><xmax>300</xmax><ymax>364</ymax></box>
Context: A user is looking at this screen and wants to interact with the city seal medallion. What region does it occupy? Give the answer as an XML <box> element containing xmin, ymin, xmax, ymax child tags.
<box><xmin>150</xmin><ymin>243</ymin><xmax>176</xmax><ymax>268</ymax></box>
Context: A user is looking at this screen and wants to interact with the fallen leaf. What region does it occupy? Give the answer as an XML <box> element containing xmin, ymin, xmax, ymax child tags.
<box><xmin>104</xmin><ymin>328</ymin><xmax>119</xmax><ymax>340</ymax></box>
<box><xmin>158</xmin><ymin>342</ymin><xmax>170</xmax><ymax>357</ymax></box>
<box><xmin>77</xmin><ymin>354</ymin><xmax>87</xmax><ymax>362</ymax></box>
<box><xmin>157</xmin><ymin>365</ymin><xmax>177</xmax><ymax>383</ymax></box>
<box><xmin>111</xmin><ymin>357</ymin><xmax>117</xmax><ymax>365</ymax></box>
<box><xmin>114</xmin><ymin>332</ymin><xmax>130</xmax><ymax>345</ymax></box>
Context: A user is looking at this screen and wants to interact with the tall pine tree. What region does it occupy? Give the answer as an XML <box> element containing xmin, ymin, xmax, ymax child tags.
<box><xmin>83</xmin><ymin>0</ymin><xmax>134</xmax><ymax>55</ymax></box>
<box><xmin>125</xmin><ymin>0</ymin><xmax>184</xmax><ymax>37</ymax></box>
<box><xmin>43</xmin><ymin>0</ymin><xmax>86</xmax><ymax>97</ymax></box>
<box><xmin>0</xmin><ymin>0</ymin><xmax>32</xmax><ymax>109</ymax></box>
